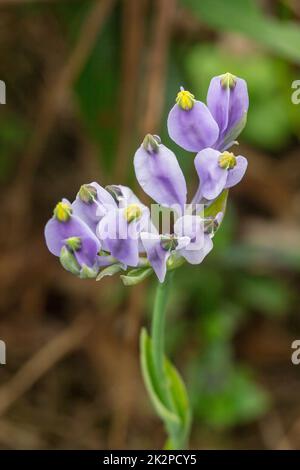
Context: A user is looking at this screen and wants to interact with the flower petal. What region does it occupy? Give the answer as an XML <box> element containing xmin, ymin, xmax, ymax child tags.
<box><xmin>179</xmin><ymin>234</ymin><xmax>213</xmax><ymax>265</ymax></box>
<box><xmin>174</xmin><ymin>214</ymin><xmax>204</xmax><ymax>243</ymax></box>
<box><xmin>97</xmin><ymin>206</ymin><xmax>150</xmax><ymax>267</ymax></box>
<box><xmin>72</xmin><ymin>182</ymin><xmax>116</xmax><ymax>231</ymax></box>
<box><xmin>194</xmin><ymin>148</ymin><xmax>227</xmax><ymax>200</ymax></box>
<box><xmin>225</xmin><ymin>155</ymin><xmax>248</xmax><ymax>188</ymax></box>
<box><xmin>167</xmin><ymin>101</ymin><xmax>219</xmax><ymax>152</ymax></box>
<box><xmin>134</xmin><ymin>140</ymin><xmax>187</xmax><ymax>209</ymax></box>
<box><xmin>207</xmin><ymin>74</ymin><xmax>249</xmax><ymax>150</ymax></box>
<box><xmin>74</xmin><ymin>235</ymin><xmax>101</xmax><ymax>268</ymax></box>
<box><xmin>45</xmin><ymin>214</ymin><xmax>100</xmax><ymax>258</ymax></box>
<box><xmin>140</xmin><ymin>232</ymin><xmax>170</xmax><ymax>283</ymax></box>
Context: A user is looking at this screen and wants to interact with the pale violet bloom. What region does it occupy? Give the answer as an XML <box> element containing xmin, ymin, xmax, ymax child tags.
<box><xmin>167</xmin><ymin>73</ymin><xmax>248</xmax><ymax>153</ymax></box>
<box><xmin>72</xmin><ymin>182</ymin><xmax>116</xmax><ymax>232</ymax></box>
<box><xmin>167</xmin><ymin>88</ymin><xmax>219</xmax><ymax>152</ymax></box>
<box><xmin>97</xmin><ymin>188</ymin><xmax>150</xmax><ymax>267</ymax></box>
<box><xmin>207</xmin><ymin>73</ymin><xmax>249</xmax><ymax>150</ymax></box>
<box><xmin>194</xmin><ymin>148</ymin><xmax>248</xmax><ymax>201</ymax></box>
<box><xmin>141</xmin><ymin>215</ymin><xmax>213</xmax><ymax>282</ymax></box>
<box><xmin>44</xmin><ymin>199</ymin><xmax>101</xmax><ymax>270</ymax></box>
<box><xmin>45</xmin><ymin>72</ymin><xmax>249</xmax><ymax>284</ymax></box>
<box><xmin>134</xmin><ymin>134</ymin><xmax>187</xmax><ymax>211</ymax></box>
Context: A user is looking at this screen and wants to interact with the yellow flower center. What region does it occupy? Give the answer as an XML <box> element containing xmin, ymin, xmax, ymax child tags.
<box><xmin>124</xmin><ymin>204</ymin><xmax>142</xmax><ymax>223</ymax></box>
<box><xmin>220</xmin><ymin>72</ymin><xmax>237</xmax><ymax>89</ymax></box>
<box><xmin>218</xmin><ymin>151</ymin><xmax>237</xmax><ymax>170</ymax></box>
<box><xmin>176</xmin><ymin>88</ymin><xmax>195</xmax><ymax>110</ymax></box>
<box><xmin>54</xmin><ymin>201</ymin><xmax>72</xmax><ymax>222</ymax></box>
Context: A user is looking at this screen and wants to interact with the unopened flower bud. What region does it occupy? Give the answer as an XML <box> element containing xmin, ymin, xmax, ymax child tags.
<box><xmin>105</xmin><ymin>185</ymin><xmax>124</xmax><ymax>204</ymax></box>
<box><xmin>59</xmin><ymin>246</ymin><xmax>80</xmax><ymax>275</ymax></box>
<box><xmin>160</xmin><ymin>235</ymin><xmax>178</xmax><ymax>251</ymax></box>
<box><xmin>54</xmin><ymin>201</ymin><xmax>72</xmax><ymax>222</ymax></box>
<box><xmin>66</xmin><ymin>236</ymin><xmax>81</xmax><ymax>252</ymax></box>
<box><xmin>142</xmin><ymin>134</ymin><xmax>161</xmax><ymax>153</ymax></box>
<box><xmin>78</xmin><ymin>184</ymin><xmax>97</xmax><ymax>204</ymax></box>
<box><xmin>204</xmin><ymin>217</ymin><xmax>219</xmax><ymax>235</ymax></box>
<box><xmin>220</xmin><ymin>72</ymin><xmax>237</xmax><ymax>89</ymax></box>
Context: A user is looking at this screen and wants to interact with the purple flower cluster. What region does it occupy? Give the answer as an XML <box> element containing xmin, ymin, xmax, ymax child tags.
<box><xmin>45</xmin><ymin>73</ymin><xmax>249</xmax><ymax>283</ymax></box>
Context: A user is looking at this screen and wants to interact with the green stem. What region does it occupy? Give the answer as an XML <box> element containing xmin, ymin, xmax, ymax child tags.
<box><xmin>151</xmin><ymin>271</ymin><xmax>185</xmax><ymax>449</ymax></box>
<box><xmin>151</xmin><ymin>271</ymin><xmax>173</xmax><ymax>384</ymax></box>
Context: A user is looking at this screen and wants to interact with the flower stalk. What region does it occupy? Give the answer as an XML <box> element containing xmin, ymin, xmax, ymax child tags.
<box><xmin>142</xmin><ymin>271</ymin><xmax>191</xmax><ymax>450</ymax></box>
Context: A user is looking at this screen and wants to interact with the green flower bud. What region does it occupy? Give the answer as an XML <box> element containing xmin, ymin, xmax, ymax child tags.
<box><xmin>142</xmin><ymin>134</ymin><xmax>161</xmax><ymax>153</ymax></box>
<box><xmin>78</xmin><ymin>184</ymin><xmax>97</xmax><ymax>204</ymax></box>
<box><xmin>59</xmin><ymin>246</ymin><xmax>80</xmax><ymax>275</ymax></box>
<box><xmin>220</xmin><ymin>72</ymin><xmax>237</xmax><ymax>89</ymax></box>
<box><xmin>66</xmin><ymin>236</ymin><xmax>81</xmax><ymax>252</ymax></box>
<box><xmin>160</xmin><ymin>235</ymin><xmax>178</xmax><ymax>251</ymax></box>
<box><xmin>105</xmin><ymin>185</ymin><xmax>123</xmax><ymax>204</ymax></box>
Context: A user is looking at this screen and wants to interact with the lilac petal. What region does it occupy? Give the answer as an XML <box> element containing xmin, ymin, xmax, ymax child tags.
<box><xmin>72</xmin><ymin>182</ymin><xmax>116</xmax><ymax>231</ymax></box>
<box><xmin>73</xmin><ymin>235</ymin><xmax>101</xmax><ymax>268</ymax></box>
<box><xmin>174</xmin><ymin>214</ymin><xmax>204</xmax><ymax>243</ymax></box>
<box><xmin>225</xmin><ymin>155</ymin><xmax>248</xmax><ymax>188</ymax></box>
<box><xmin>175</xmin><ymin>236</ymin><xmax>191</xmax><ymax>250</ymax></box>
<box><xmin>140</xmin><ymin>232</ymin><xmax>170</xmax><ymax>283</ymax></box>
<box><xmin>194</xmin><ymin>149</ymin><xmax>227</xmax><ymax>200</ymax></box>
<box><xmin>97</xmin><ymin>206</ymin><xmax>149</xmax><ymax>267</ymax></box>
<box><xmin>45</xmin><ymin>214</ymin><xmax>100</xmax><ymax>258</ymax></box>
<box><xmin>179</xmin><ymin>234</ymin><xmax>213</xmax><ymax>265</ymax></box>
<box><xmin>167</xmin><ymin>101</ymin><xmax>219</xmax><ymax>152</ymax></box>
<box><xmin>207</xmin><ymin>75</ymin><xmax>249</xmax><ymax>149</ymax></box>
<box><xmin>134</xmin><ymin>141</ymin><xmax>187</xmax><ymax>209</ymax></box>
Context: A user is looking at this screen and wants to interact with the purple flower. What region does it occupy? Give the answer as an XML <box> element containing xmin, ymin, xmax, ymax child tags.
<box><xmin>207</xmin><ymin>73</ymin><xmax>249</xmax><ymax>151</ymax></box>
<box><xmin>141</xmin><ymin>215</ymin><xmax>214</xmax><ymax>282</ymax></box>
<box><xmin>174</xmin><ymin>215</ymin><xmax>213</xmax><ymax>265</ymax></box>
<box><xmin>167</xmin><ymin>74</ymin><xmax>248</xmax><ymax>154</ymax></box>
<box><xmin>194</xmin><ymin>148</ymin><xmax>248</xmax><ymax>201</ymax></box>
<box><xmin>97</xmin><ymin>192</ymin><xmax>150</xmax><ymax>267</ymax></box>
<box><xmin>45</xmin><ymin>199</ymin><xmax>101</xmax><ymax>269</ymax></box>
<box><xmin>167</xmin><ymin>88</ymin><xmax>219</xmax><ymax>152</ymax></box>
<box><xmin>72</xmin><ymin>182</ymin><xmax>116</xmax><ymax>231</ymax></box>
<box><xmin>134</xmin><ymin>134</ymin><xmax>187</xmax><ymax>210</ymax></box>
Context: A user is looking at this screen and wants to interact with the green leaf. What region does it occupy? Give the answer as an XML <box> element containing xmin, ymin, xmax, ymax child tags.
<box><xmin>140</xmin><ymin>330</ymin><xmax>191</xmax><ymax>448</ymax></box>
<box><xmin>121</xmin><ymin>267</ymin><xmax>153</xmax><ymax>286</ymax></box>
<box><xmin>140</xmin><ymin>329</ymin><xmax>180</xmax><ymax>426</ymax></box>
<box><xmin>204</xmin><ymin>189</ymin><xmax>228</xmax><ymax>219</ymax></box>
<box><xmin>183</xmin><ymin>0</ymin><xmax>300</xmax><ymax>64</ymax></box>
<box><xmin>164</xmin><ymin>358</ymin><xmax>191</xmax><ymax>441</ymax></box>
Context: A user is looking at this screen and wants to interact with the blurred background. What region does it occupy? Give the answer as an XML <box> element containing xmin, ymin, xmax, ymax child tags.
<box><xmin>0</xmin><ymin>0</ymin><xmax>300</xmax><ymax>450</ymax></box>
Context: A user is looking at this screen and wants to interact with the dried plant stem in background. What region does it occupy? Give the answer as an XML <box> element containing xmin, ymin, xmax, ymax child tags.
<box><xmin>9</xmin><ymin>0</ymin><xmax>116</xmax><ymax>236</ymax></box>
<box><xmin>0</xmin><ymin>314</ymin><xmax>94</xmax><ymax>417</ymax></box>
<box><xmin>114</xmin><ymin>0</ymin><xmax>147</xmax><ymax>182</ymax></box>
<box><xmin>140</xmin><ymin>0</ymin><xmax>176</xmax><ymax>135</ymax></box>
